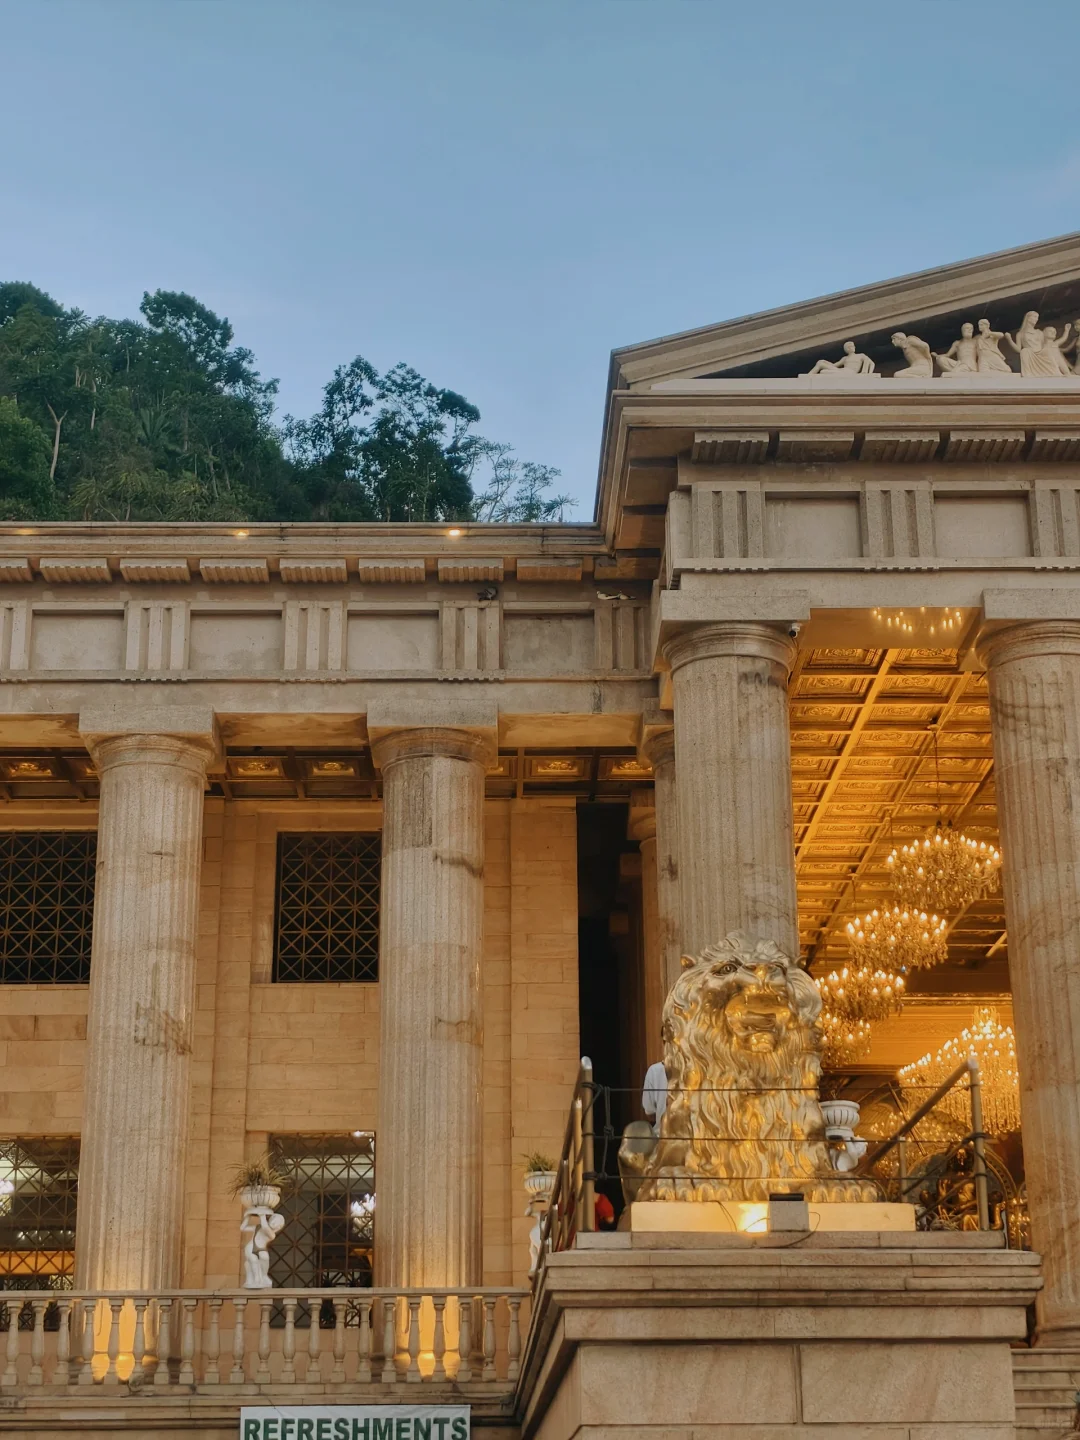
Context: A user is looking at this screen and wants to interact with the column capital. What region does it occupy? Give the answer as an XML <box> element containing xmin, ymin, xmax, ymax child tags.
<box><xmin>639</xmin><ymin>704</ymin><xmax>675</xmax><ymax>770</ymax></box>
<box><xmin>977</xmin><ymin>619</ymin><xmax>1080</xmax><ymax>671</ymax></box>
<box><xmin>628</xmin><ymin>796</ymin><xmax>657</xmax><ymax>845</ymax></box>
<box><xmin>79</xmin><ymin>704</ymin><xmax>220</xmax><ymax>774</ymax></box>
<box><xmin>371</xmin><ymin>725</ymin><xmax>497</xmax><ymax>772</ymax></box>
<box><xmin>662</xmin><ymin>621</ymin><xmax>796</xmax><ymax>675</ymax></box>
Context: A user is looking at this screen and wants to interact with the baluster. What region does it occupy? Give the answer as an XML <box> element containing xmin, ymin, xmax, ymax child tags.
<box><xmin>356</xmin><ymin>1299</ymin><xmax>371</xmax><ymax>1384</ymax></box>
<box><xmin>456</xmin><ymin>1296</ymin><xmax>472</xmax><ymax>1384</ymax></box>
<box><xmin>431</xmin><ymin>1296</ymin><xmax>446</xmax><ymax>1382</ymax></box>
<box><xmin>204</xmin><ymin>1297</ymin><xmax>222</xmax><ymax>1384</ymax></box>
<box><xmin>506</xmin><ymin>1298</ymin><xmax>521</xmax><ymax>1382</ymax></box>
<box><xmin>482</xmin><ymin>1299</ymin><xmax>496</xmax><ymax>1382</ymax></box>
<box><xmin>153</xmin><ymin>1300</ymin><xmax>173</xmax><ymax>1386</ymax></box>
<box><xmin>54</xmin><ymin>1297</ymin><xmax>73</xmax><ymax>1385</ymax></box>
<box><xmin>132</xmin><ymin>1298</ymin><xmax>148</xmax><ymax>1385</ymax></box>
<box><xmin>178</xmin><ymin>1298</ymin><xmax>198</xmax><ymax>1386</ymax></box>
<box><xmin>406</xmin><ymin>1297</ymin><xmax>421</xmax><ymax>1383</ymax></box>
<box><xmin>27</xmin><ymin>1299</ymin><xmax>46</xmax><ymax>1386</ymax></box>
<box><xmin>229</xmin><ymin>1297</ymin><xmax>248</xmax><ymax>1384</ymax></box>
<box><xmin>2</xmin><ymin>1297</ymin><xmax>22</xmax><ymax>1387</ymax></box>
<box><xmin>306</xmin><ymin>1297</ymin><xmax>321</xmax><ymax>1381</ymax></box>
<box><xmin>332</xmin><ymin>1298</ymin><xmax>348</xmax><ymax>1384</ymax></box>
<box><xmin>104</xmin><ymin>1298</ymin><xmax>122</xmax><ymax>1384</ymax></box>
<box><xmin>281</xmin><ymin>1298</ymin><xmax>297</xmax><ymax>1382</ymax></box>
<box><xmin>255</xmin><ymin>1299</ymin><xmax>272</xmax><ymax>1385</ymax></box>
<box><xmin>78</xmin><ymin>1297</ymin><xmax>96</xmax><ymax>1386</ymax></box>
<box><xmin>380</xmin><ymin>1298</ymin><xmax>397</xmax><ymax>1384</ymax></box>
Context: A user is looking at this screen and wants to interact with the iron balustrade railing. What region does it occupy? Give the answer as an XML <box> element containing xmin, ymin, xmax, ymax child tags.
<box><xmin>0</xmin><ymin>1287</ymin><xmax>528</xmax><ymax>1391</ymax></box>
<box><xmin>531</xmin><ymin>1054</ymin><xmax>1015</xmax><ymax>1278</ymax></box>
<box><xmin>532</xmin><ymin>1059</ymin><xmax>596</xmax><ymax>1281</ymax></box>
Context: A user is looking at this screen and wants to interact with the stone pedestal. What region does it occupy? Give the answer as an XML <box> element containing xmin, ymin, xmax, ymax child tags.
<box><xmin>640</xmin><ymin>722</ymin><xmax>681</xmax><ymax>994</ymax></box>
<box><xmin>980</xmin><ymin>620</ymin><xmax>1080</xmax><ymax>1344</ymax></box>
<box><xmin>662</xmin><ymin>623</ymin><xmax>799</xmax><ymax>958</ymax></box>
<box><xmin>371</xmin><ymin>724</ymin><xmax>491</xmax><ymax>1289</ymax></box>
<box><xmin>74</xmin><ymin>716</ymin><xmax>216</xmax><ymax>1291</ymax></box>
<box><xmin>518</xmin><ymin>1233</ymin><xmax>1040</xmax><ymax>1440</ymax></box>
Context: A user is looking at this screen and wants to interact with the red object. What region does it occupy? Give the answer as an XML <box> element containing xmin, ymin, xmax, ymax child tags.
<box><xmin>594</xmin><ymin>1193</ymin><xmax>615</xmax><ymax>1227</ymax></box>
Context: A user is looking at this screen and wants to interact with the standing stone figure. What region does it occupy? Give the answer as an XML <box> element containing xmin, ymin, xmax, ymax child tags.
<box><xmin>975</xmin><ymin>318</ymin><xmax>1013</xmax><ymax>373</ymax></box>
<box><xmin>890</xmin><ymin>332</ymin><xmax>934</xmax><ymax>378</ymax></box>
<box><xmin>801</xmin><ymin>340</ymin><xmax>876</xmax><ymax>376</ymax></box>
<box><xmin>935</xmin><ymin>322</ymin><xmax>979</xmax><ymax>375</ymax></box>
<box><xmin>1006</xmin><ymin>311</ymin><xmax>1075</xmax><ymax>376</ymax></box>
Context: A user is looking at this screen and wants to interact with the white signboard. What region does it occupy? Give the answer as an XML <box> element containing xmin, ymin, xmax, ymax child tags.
<box><xmin>241</xmin><ymin>1406</ymin><xmax>470</xmax><ymax>1440</ymax></box>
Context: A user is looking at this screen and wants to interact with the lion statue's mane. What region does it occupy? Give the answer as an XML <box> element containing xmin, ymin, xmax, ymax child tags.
<box><xmin>620</xmin><ymin>931</ymin><xmax>874</xmax><ymax>1203</ymax></box>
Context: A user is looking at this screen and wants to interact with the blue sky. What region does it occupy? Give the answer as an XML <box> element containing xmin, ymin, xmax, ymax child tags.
<box><xmin>3</xmin><ymin>0</ymin><xmax>1080</xmax><ymax>514</ymax></box>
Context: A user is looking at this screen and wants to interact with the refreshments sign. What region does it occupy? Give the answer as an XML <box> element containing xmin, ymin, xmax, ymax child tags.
<box><xmin>241</xmin><ymin>1407</ymin><xmax>470</xmax><ymax>1440</ymax></box>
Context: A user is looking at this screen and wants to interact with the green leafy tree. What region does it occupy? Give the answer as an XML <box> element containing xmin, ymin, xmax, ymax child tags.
<box><xmin>470</xmin><ymin>441</ymin><xmax>573</xmax><ymax>522</ymax></box>
<box><xmin>0</xmin><ymin>281</ymin><xmax>561</xmax><ymax>525</ymax></box>
<box><xmin>0</xmin><ymin>396</ymin><xmax>54</xmax><ymax>519</ymax></box>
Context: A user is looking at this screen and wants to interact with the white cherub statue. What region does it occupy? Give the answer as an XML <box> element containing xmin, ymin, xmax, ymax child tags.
<box><xmin>241</xmin><ymin>1205</ymin><xmax>286</xmax><ymax>1289</ymax></box>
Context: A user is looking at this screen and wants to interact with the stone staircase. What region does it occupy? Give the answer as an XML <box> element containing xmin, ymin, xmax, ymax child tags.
<box><xmin>1014</xmin><ymin>1348</ymin><xmax>1080</xmax><ymax>1438</ymax></box>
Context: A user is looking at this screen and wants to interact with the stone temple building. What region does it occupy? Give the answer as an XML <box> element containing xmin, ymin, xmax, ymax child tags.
<box><xmin>6</xmin><ymin>233</ymin><xmax>1080</xmax><ymax>1437</ymax></box>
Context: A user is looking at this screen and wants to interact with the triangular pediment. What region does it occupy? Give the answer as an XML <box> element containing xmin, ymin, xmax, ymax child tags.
<box><xmin>612</xmin><ymin>231</ymin><xmax>1080</xmax><ymax>386</ymax></box>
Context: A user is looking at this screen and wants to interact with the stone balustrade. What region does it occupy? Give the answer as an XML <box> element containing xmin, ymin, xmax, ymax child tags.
<box><xmin>0</xmin><ymin>1288</ymin><xmax>527</xmax><ymax>1394</ymax></box>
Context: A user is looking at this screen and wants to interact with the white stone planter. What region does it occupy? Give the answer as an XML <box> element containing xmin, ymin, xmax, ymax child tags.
<box><xmin>524</xmin><ymin>1170</ymin><xmax>557</xmax><ymax>1204</ymax></box>
<box><xmin>821</xmin><ymin>1101</ymin><xmax>861</xmax><ymax>1133</ymax></box>
<box><xmin>239</xmin><ymin>1184</ymin><xmax>281</xmax><ymax>1210</ymax></box>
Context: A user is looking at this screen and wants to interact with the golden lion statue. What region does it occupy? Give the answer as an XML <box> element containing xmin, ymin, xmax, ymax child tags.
<box><xmin>619</xmin><ymin>931</ymin><xmax>875</xmax><ymax>1203</ymax></box>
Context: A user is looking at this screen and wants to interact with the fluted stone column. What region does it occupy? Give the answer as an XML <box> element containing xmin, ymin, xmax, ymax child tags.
<box><xmin>75</xmin><ymin>725</ymin><xmax>215</xmax><ymax>1292</ymax></box>
<box><xmin>979</xmin><ymin>620</ymin><xmax>1080</xmax><ymax>1343</ymax></box>
<box><xmin>371</xmin><ymin>726</ymin><xmax>489</xmax><ymax>1289</ymax></box>
<box><xmin>628</xmin><ymin>803</ymin><xmax>664</xmax><ymax>1064</ymax></box>
<box><xmin>641</xmin><ymin>725</ymin><xmax>682</xmax><ymax>992</ymax></box>
<box><xmin>662</xmin><ymin>623</ymin><xmax>799</xmax><ymax>960</ymax></box>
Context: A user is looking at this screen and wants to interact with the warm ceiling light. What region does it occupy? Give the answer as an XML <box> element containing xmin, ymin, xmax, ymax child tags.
<box><xmin>234</xmin><ymin>530</ymin><xmax>249</xmax><ymax>538</ymax></box>
<box><xmin>887</xmin><ymin>821</ymin><xmax>1002</xmax><ymax>912</ymax></box>
<box><xmin>846</xmin><ymin>905</ymin><xmax>948</xmax><ymax>970</ymax></box>
<box><xmin>815</xmin><ymin>964</ymin><xmax>905</xmax><ymax>1023</ymax></box>
<box><xmin>447</xmin><ymin>528</ymin><xmax>462</xmax><ymax>537</ymax></box>
<box><xmin>819</xmin><ymin>1009</ymin><xmax>872</xmax><ymax>1067</ymax></box>
<box><xmin>900</xmin><ymin>1005</ymin><xmax>1020</xmax><ymax>1135</ymax></box>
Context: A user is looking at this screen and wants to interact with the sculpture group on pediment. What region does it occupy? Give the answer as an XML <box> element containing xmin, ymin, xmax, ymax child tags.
<box><xmin>800</xmin><ymin>339</ymin><xmax>876</xmax><ymax>377</ymax></box>
<box><xmin>799</xmin><ymin>311</ymin><xmax>1080</xmax><ymax>380</ymax></box>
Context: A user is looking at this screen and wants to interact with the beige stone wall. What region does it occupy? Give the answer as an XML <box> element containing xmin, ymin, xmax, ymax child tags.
<box><xmin>0</xmin><ymin>794</ymin><xmax>579</xmax><ymax>1290</ymax></box>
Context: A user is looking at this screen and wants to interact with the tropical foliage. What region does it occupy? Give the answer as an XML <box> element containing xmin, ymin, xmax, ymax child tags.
<box><xmin>0</xmin><ymin>282</ymin><xmax>571</xmax><ymax>524</ymax></box>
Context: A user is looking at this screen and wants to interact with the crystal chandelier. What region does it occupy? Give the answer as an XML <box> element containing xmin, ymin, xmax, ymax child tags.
<box><xmin>886</xmin><ymin>821</ymin><xmax>1002</xmax><ymax>913</ymax></box>
<box><xmin>846</xmin><ymin>905</ymin><xmax>948</xmax><ymax>970</ymax></box>
<box><xmin>899</xmin><ymin>1005</ymin><xmax>1021</xmax><ymax>1135</ymax></box>
<box><xmin>819</xmin><ymin>1009</ymin><xmax>872</xmax><ymax>1067</ymax></box>
<box><xmin>815</xmin><ymin>964</ymin><xmax>905</xmax><ymax>1022</ymax></box>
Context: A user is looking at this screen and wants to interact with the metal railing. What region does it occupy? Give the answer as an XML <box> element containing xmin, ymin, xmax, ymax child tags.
<box><xmin>0</xmin><ymin>1287</ymin><xmax>527</xmax><ymax>1391</ymax></box>
<box><xmin>856</xmin><ymin>1055</ymin><xmax>997</xmax><ymax>1233</ymax></box>
<box><xmin>533</xmin><ymin>1058</ymin><xmax>596</xmax><ymax>1280</ymax></box>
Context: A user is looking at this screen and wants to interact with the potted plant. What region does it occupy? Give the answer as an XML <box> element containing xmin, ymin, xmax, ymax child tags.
<box><xmin>229</xmin><ymin>1156</ymin><xmax>287</xmax><ymax>1210</ymax></box>
<box><xmin>522</xmin><ymin>1152</ymin><xmax>558</xmax><ymax>1205</ymax></box>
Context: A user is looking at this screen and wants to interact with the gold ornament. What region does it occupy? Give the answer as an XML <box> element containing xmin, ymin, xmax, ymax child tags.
<box><xmin>815</xmin><ymin>964</ymin><xmax>905</xmax><ymax>1022</ymax></box>
<box><xmin>617</xmin><ymin>932</ymin><xmax>875</xmax><ymax>1201</ymax></box>
<box><xmin>886</xmin><ymin>820</ymin><xmax>1001</xmax><ymax>912</ymax></box>
<box><xmin>899</xmin><ymin>1005</ymin><xmax>1021</xmax><ymax>1136</ymax></box>
<box><xmin>846</xmin><ymin>905</ymin><xmax>948</xmax><ymax>970</ymax></box>
<box><xmin>819</xmin><ymin>1008</ymin><xmax>872</xmax><ymax>1066</ymax></box>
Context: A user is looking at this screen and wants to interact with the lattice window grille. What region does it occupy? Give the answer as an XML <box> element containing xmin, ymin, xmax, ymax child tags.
<box><xmin>0</xmin><ymin>1138</ymin><xmax>79</xmax><ymax>1307</ymax></box>
<box><xmin>267</xmin><ymin>1134</ymin><xmax>375</xmax><ymax>1321</ymax></box>
<box><xmin>273</xmin><ymin>832</ymin><xmax>380</xmax><ymax>983</ymax></box>
<box><xmin>0</xmin><ymin>832</ymin><xmax>96</xmax><ymax>984</ymax></box>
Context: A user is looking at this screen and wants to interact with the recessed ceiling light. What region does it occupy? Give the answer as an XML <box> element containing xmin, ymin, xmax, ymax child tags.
<box><xmin>447</xmin><ymin>528</ymin><xmax>462</xmax><ymax>537</ymax></box>
<box><xmin>234</xmin><ymin>530</ymin><xmax>249</xmax><ymax>538</ymax></box>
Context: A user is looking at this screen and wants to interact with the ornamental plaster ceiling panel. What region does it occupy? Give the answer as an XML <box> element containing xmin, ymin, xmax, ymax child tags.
<box><xmin>792</xmin><ymin>646</ymin><xmax>1003</xmax><ymax>995</ymax></box>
